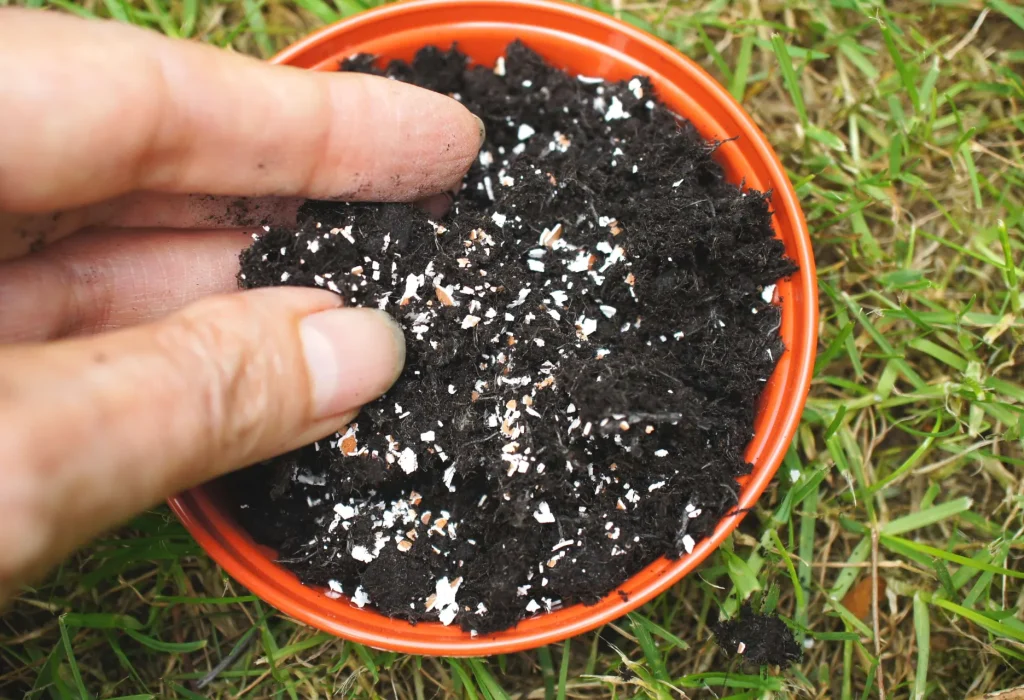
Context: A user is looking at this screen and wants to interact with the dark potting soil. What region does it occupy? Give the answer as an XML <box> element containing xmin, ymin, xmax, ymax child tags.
<box><xmin>225</xmin><ymin>41</ymin><xmax>796</xmax><ymax>634</ymax></box>
<box><xmin>713</xmin><ymin>604</ymin><xmax>802</xmax><ymax>667</ymax></box>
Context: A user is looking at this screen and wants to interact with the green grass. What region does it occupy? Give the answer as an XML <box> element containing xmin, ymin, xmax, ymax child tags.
<box><xmin>2</xmin><ymin>0</ymin><xmax>1023</xmax><ymax>697</ymax></box>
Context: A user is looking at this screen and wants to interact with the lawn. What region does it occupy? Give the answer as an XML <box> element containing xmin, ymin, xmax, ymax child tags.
<box><xmin>1</xmin><ymin>0</ymin><xmax>1022</xmax><ymax>698</ymax></box>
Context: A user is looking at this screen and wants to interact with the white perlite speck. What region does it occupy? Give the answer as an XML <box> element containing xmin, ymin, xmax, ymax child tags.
<box><xmin>761</xmin><ymin>284</ymin><xmax>776</xmax><ymax>303</ymax></box>
<box><xmin>567</xmin><ymin>251</ymin><xmax>591</xmax><ymax>272</ymax></box>
<box><xmin>628</xmin><ymin>77</ymin><xmax>644</xmax><ymax>99</ymax></box>
<box><xmin>427</xmin><ymin>577</ymin><xmax>462</xmax><ymax>626</ymax></box>
<box><xmin>491</xmin><ymin>212</ymin><xmax>507</xmax><ymax>228</ymax></box>
<box><xmin>576</xmin><ymin>316</ymin><xmax>598</xmax><ymax>339</ymax></box>
<box><xmin>528</xmin><ymin>260</ymin><xmax>546</xmax><ymax>272</ymax></box>
<box><xmin>351</xmin><ymin>545</ymin><xmax>374</xmax><ymax>563</ymax></box>
<box><xmin>398</xmin><ymin>447</ymin><xmax>419</xmax><ymax>474</ymax></box>
<box><xmin>654</xmin><ymin>449</ymin><xmax>669</xmax><ymax>457</ymax></box>
<box><xmin>517</xmin><ymin>124</ymin><xmax>536</xmax><ymax>140</ymax></box>
<box><xmin>682</xmin><ymin>535</ymin><xmax>695</xmax><ymax>554</ymax></box>
<box><xmin>462</xmin><ymin>314</ymin><xmax>482</xmax><ymax>329</ymax></box>
<box><xmin>599</xmin><ymin>305</ymin><xmax>617</xmax><ymax>318</ymax></box>
<box><xmin>351</xmin><ymin>586</ymin><xmax>370</xmax><ymax>608</ymax></box>
<box><xmin>400</xmin><ymin>273</ymin><xmax>423</xmax><ymax>304</ymax></box>
<box><xmin>604</xmin><ymin>96</ymin><xmax>630</xmax><ymax>121</ymax></box>
<box><xmin>533</xmin><ymin>502</ymin><xmax>556</xmax><ymax>523</ymax></box>
<box><xmin>420</xmin><ymin>430</ymin><xmax>436</xmax><ymax>442</ymax></box>
<box><xmin>330</xmin><ymin>225</ymin><xmax>355</xmax><ymax>244</ymax></box>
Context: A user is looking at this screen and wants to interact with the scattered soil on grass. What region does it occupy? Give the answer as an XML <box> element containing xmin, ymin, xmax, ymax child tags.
<box><xmin>225</xmin><ymin>41</ymin><xmax>796</xmax><ymax>634</ymax></box>
<box><xmin>713</xmin><ymin>603</ymin><xmax>802</xmax><ymax>667</ymax></box>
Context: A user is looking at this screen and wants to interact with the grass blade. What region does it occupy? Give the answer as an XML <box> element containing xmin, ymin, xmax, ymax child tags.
<box><xmin>180</xmin><ymin>0</ymin><xmax>198</xmax><ymax>37</ymax></box>
<box><xmin>124</xmin><ymin>629</ymin><xmax>207</xmax><ymax>653</ymax></box>
<box><xmin>629</xmin><ymin>612</ymin><xmax>689</xmax><ymax>650</ymax></box>
<box><xmin>631</xmin><ymin>615</ymin><xmax>669</xmax><ymax>681</ymax></box>
<box><xmin>63</xmin><ymin>613</ymin><xmax>142</xmax><ymax>630</ymax></box>
<box><xmin>880</xmin><ymin>19</ymin><xmax>919</xmax><ymax>111</ymax></box>
<box><xmin>881</xmin><ymin>535</ymin><xmax>1024</xmax><ymax>579</ymax></box>
<box><xmin>769</xmin><ymin>529</ymin><xmax>806</xmax><ymax>614</ymax></box>
<box><xmin>907</xmin><ymin>337</ymin><xmax>968</xmax><ymax>372</ymax></box>
<box><xmin>930</xmin><ymin>598</ymin><xmax>1024</xmax><ymax>643</ymax></box>
<box><xmin>293</xmin><ymin>0</ymin><xmax>341</xmax><ymax>24</ymax></box>
<box><xmin>989</xmin><ymin>0</ymin><xmax>1024</xmax><ymax>32</ymax></box>
<box><xmin>881</xmin><ymin>497</ymin><xmax>973</xmax><ymax>535</ymax></box>
<box><xmin>468</xmin><ymin>659</ymin><xmax>511</xmax><ymax>700</ymax></box>
<box><xmin>58</xmin><ymin>616</ymin><xmax>91</xmax><ymax>700</ymax></box>
<box><xmin>730</xmin><ymin>33</ymin><xmax>754</xmax><ymax>102</ymax></box>
<box><xmin>557</xmin><ymin>639</ymin><xmax>571</xmax><ymax>700</ymax></box>
<box><xmin>101</xmin><ymin>0</ymin><xmax>130</xmax><ymax>22</ymax></box>
<box><xmin>242</xmin><ymin>0</ymin><xmax>274</xmax><ymax>56</ymax></box>
<box><xmin>536</xmin><ymin>646</ymin><xmax>555</xmax><ymax>700</ymax></box>
<box><xmin>448</xmin><ymin>659</ymin><xmax>479</xmax><ymax>700</ymax></box>
<box><xmin>770</xmin><ymin>34</ymin><xmax>808</xmax><ymax>129</ymax></box>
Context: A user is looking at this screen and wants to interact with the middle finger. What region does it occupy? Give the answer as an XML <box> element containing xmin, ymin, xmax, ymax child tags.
<box><xmin>0</xmin><ymin>227</ymin><xmax>252</xmax><ymax>343</ymax></box>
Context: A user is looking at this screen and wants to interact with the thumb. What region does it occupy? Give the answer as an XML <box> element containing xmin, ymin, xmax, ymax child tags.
<box><xmin>0</xmin><ymin>288</ymin><xmax>404</xmax><ymax>600</ymax></box>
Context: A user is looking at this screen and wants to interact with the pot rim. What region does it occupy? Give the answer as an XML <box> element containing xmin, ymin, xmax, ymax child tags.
<box><xmin>169</xmin><ymin>0</ymin><xmax>818</xmax><ymax>656</ymax></box>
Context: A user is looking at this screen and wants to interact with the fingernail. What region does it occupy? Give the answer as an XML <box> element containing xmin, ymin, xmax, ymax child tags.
<box><xmin>300</xmin><ymin>308</ymin><xmax>406</xmax><ymax>419</ymax></box>
<box><xmin>474</xmin><ymin>114</ymin><xmax>487</xmax><ymax>147</ymax></box>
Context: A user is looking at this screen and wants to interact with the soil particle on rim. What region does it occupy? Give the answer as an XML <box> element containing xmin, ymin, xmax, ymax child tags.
<box><xmin>713</xmin><ymin>603</ymin><xmax>802</xmax><ymax>667</ymax></box>
<box><xmin>226</xmin><ymin>41</ymin><xmax>796</xmax><ymax>634</ymax></box>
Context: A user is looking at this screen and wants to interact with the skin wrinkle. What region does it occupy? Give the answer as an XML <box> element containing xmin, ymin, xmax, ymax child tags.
<box><xmin>403</xmin><ymin>103</ymin><xmax>461</xmax><ymax>201</ymax></box>
<box><xmin>379</xmin><ymin>83</ymin><xmax>401</xmax><ymax>198</ymax></box>
<box><xmin>302</xmin><ymin>70</ymin><xmax>346</xmax><ymax>200</ymax></box>
<box><xmin>322</xmin><ymin>78</ymin><xmax>384</xmax><ymax>202</ymax></box>
<box><xmin>131</xmin><ymin>44</ymin><xmax>178</xmax><ymax>199</ymax></box>
<box><xmin>154</xmin><ymin>293</ymin><xmax>313</xmax><ymax>470</ymax></box>
<box><xmin>60</xmin><ymin>257</ymin><xmax>108</xmax><ymax>339</ymax></box>
<box><xmin>0</xmin><ymin>195</ymin><xmax>298</xmax><ymax>261</ymax></box>
<box><xmin>0</xmin><ymin>230</ymin><xmax>252</xmax><ymax>342</ymax></box>
<box><xmin>46</xmin><ymin>343</ymin><xmax>192</xmax><ymax>540</ymax></box>
<box><xmin>115</xmin><ymin>243</ymin><xmax>160</xmax><ymax>329</ymax></box>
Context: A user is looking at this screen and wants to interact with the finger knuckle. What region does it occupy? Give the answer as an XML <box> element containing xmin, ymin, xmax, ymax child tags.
<box><xmin>157</xmin><ymin>295</ymin><xmax>281</xmax><ymax>463</ymax></box>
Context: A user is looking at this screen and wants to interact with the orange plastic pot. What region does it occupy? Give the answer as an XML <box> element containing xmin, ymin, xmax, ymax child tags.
<box><xmin>169</xmin><ymin>0</ymin><xmax>818</xmax><ymax>656</ymax></box>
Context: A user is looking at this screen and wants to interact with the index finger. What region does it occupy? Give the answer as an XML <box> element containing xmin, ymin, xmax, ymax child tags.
<box><xmin>0</xmin><ymin>9</ymin><xmax>484</xmax><ymax>214</ymax></box>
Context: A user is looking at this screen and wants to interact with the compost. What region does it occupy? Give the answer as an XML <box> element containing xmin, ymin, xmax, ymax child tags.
<box><xmin>227</xmin><ymin>41</ymin><xmax>796</xmax><ymax>634</ymax></box>
<box><xmin>713</xmin><ymin>603</ymin><xmax>802</xmax><ymax>667</ymax></box>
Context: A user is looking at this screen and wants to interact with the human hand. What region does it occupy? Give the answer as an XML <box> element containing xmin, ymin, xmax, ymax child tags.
<box><xmin>0</xmin><ymin>9</ymin><xmax>483</xmax><ymax>604</ymax></box>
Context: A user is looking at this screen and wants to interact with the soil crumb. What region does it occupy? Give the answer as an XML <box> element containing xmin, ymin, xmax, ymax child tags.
<box><xmin>226</xmin><ymin>41</ymin><xmax>796</xmax><ymax>634</ymax></box>
<box><xmin>713</xmin><ymin>603</ymin><xmax>802</xmax><ymax>667</ymax></box>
